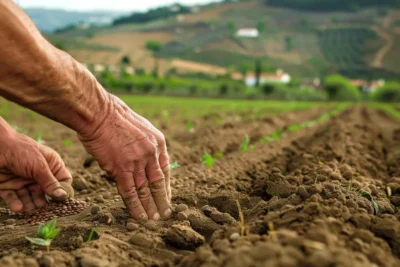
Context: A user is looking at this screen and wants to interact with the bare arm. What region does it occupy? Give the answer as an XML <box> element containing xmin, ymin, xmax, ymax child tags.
<box><xmin>0</xmin><ymin>0</ymin><xmax>171</xmax><ymax>220</ymax></box>
<box><xmin>0</xmin><ymin>0</ymin><xmax>109</xmax><ymax>134</ymax></box>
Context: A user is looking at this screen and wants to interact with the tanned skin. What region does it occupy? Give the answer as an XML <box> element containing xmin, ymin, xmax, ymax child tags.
<box><xmin>0</xmin><ymin>0</ymin><xmax>171</xmax><ymax>220</ymax></box>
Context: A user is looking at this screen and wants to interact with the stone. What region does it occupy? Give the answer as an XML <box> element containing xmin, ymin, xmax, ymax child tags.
<box><xmin>72</xmin><ymin>176</ymin><xmax>90</xmax><ymax>191</ymax></box>
<box><xmin>4</xmin><ymin>219</ymin><xmax>15</xmax><ymax>225</ymax></box>
<box><xmin>230</xmin><ymin>233</ymin><xmax>241</xmax><ymax>242</ymax></box>
<box><xmin>177</xmin><ymin>212</ymin><xmax>188</xmax><ymax>221</ymax></box>
<box><xmin>94</xmin><ymin>196</ymin><xmax>105</xmax><ymax>203</ymax></box>
<box><xmin>164</xmin><ymin>224</ymin><xmax>205</xmax><ymax>250</ymax></box>
<box><xmin>40</xmin><ymin>255</ymin><xmax>54</xmax><ymax>267</ymax></box>
<box><xmin>176</xmin><ymin>204</ymin><xmax>188</xmax><ymax>212</ymax></box>
<box><xmin>90</xmin><ymin>205</ymin><xmax>101</xmax><ymax>215</ymax></box>
<box><xmin>126</xmin><ymin>222</ymin><xmax>139</xmax><ymax>231</ymax></box>
<box><xmin>144</xmin><ymin>220</ymin><xmax>157</xmax><ymax>231</ymax></box>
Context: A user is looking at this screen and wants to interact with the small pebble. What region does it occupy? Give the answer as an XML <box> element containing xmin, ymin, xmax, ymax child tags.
<box><xmin>5</xmin><ymin>219</ymin><xmax>15</xmax><ymax>225</ymax></box>
<box><xmin>91</xmin><ymin>205</ymin><xmax>101</xmax><ymax>215</ymax></box>
<box><xmin>144</xmin><ymin>220</ymin><xmax>157</xmax><ymax>231</ymax></box>
<box><xmin>177</xmin><ymin>212</ymin><xmax>188</xmax><ymax>221</ymax></box>
<box><xmin>176</xmin><ymin>204</ymin><xmax>188</xmax><ymax>213</ymax></box>
<box><xmin>126</xmin><ymin>222</ymin><xmax>139</xmax><ymax>231</ymax></box>
<box><xmin>230</xmin><ymin>233</ymin><xmax>241</xmax><ymax>242</ymax></box>
<box><xmin>94</xmin><ymin>196</ymin><xmax>105</xmax><ymax>203</ymax></box>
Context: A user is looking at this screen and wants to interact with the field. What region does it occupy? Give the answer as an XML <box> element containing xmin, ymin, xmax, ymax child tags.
<box><xmin>0</xmin><ymin>96</ymin><xmax>400</xmax><ymax>266</ymax></box>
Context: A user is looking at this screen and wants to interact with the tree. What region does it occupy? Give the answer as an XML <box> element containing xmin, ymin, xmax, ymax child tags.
<box><xmin>227</xmin><ymin>21</ymin><xmax>236</xmax><ymax>33</ymax></box>
<box><xmin>285</xmin><ymin>36</ymin><xmax>293</xmax><ymax>51</ymax></box>
<box><xmin>323</xmin><ymin>74</ymin><xmax>361</xmax><ymax>101</ymax></box>
<box><xmin>146</xmin><ymin>40</ymin><xmax>162</xmax><ymax>77</ymax></box>
<box><xmin>255</xmin><ymin>59</ymin><xmax>262</xmax><ymax>87</ymax></box>
<box><xmin>121</xmin><ymin>55</ymin><xmax>131</xmax><ymax>65</ymax></box>
<box><xmin>257</xmin><ymin>20</ymin><xmax>266</xmax><ymax>33</ymax></box>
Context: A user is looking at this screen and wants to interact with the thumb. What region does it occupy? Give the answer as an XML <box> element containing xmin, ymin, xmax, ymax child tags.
<box><xmin>30</xmin><ymin>155</ymin><xmax>67</xmax><ymax>199</ymax></box>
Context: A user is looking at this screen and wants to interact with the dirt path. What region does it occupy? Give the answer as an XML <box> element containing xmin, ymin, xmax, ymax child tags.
<box><xmin>0</xmin><ymin>106</ymin><xmax>399</xmax><ymax>267</ymax></box>
<box><xmin>371</xmin><ymin>25</ymin><xmax>394</xmax><ymax>68</ymax></box>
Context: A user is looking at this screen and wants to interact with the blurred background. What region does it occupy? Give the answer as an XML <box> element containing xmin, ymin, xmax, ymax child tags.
<box><xmin>16</xmin><ymin>0</ymin><xmax>400</xmax><ymax>102</ymax></box>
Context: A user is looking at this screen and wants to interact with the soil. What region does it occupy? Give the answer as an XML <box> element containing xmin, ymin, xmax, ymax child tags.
<box><xmin>0</xmin><ymin>106</ymin><xmax>400</xmax><ymax>267</ymax></box>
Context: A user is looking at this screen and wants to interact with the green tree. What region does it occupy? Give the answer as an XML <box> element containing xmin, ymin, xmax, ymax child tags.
<box><xmin>121</xmin><ymin>55</ymin><xmax>131</xmax><ymax>65</ymax></box>
<box><xmin>227</xmin><ymin>21</ymin><xmax>236</xmax><ymax>32</ymax></box>
<box><xmin>146</xmin><ymin>40</ymin><xmax>162</xmax><ymax>77</ymax></box>
<box><xmin>324</xmin><ymin>74</ymin><xmax>361</xmax><ymax>101</ymax></box>
<box><xmin>257</xmin><ymin>20</ymin><xmax>266</xmax><ymax>33</ymax></box>
<box><xmin>255</xmin><ymin>59</ymin><xmax>262</xmax><ymax>87</ymax></box>
<box><xmin>373</xmin><ymin>82</ymin><xmax>400</xmax><ymax>102</ymax></box>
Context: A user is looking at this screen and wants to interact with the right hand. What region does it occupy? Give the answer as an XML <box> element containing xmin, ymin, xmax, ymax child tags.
<box><xmin>78</xmin><ymin>94</ymin><xmax>171</xmax><ymax>221</ymax></box>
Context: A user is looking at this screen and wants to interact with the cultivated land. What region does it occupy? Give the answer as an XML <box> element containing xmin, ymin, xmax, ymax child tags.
<box><xmin>0</xmin><ymin>97</ymin><xmax>400</xmax><ymax>266</ymax></box>
<box><xmin>50</xmin><ymin>1</ymin><xmax>400</xmax><ymax>79</ymax></box>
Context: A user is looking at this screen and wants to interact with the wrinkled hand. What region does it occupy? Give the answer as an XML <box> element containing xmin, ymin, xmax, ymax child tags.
<box><xmin>0</xmin><ymin>127</ymin><xmax>72</xmax><ymax>213</ymax></box>
<box><xmin>78</xmin><ymin>95</ymin><xmax>171</xmax><ymax>221</ymax></box>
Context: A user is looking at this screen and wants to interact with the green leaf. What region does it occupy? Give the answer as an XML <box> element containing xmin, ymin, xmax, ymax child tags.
<box><xmin>170</xmin><ymin>161</ymin><xmax>180</xmax><ymax>170</ymax></box>
<box><xmin>215</xmin><ymin>152</ymin><xmax>224</xmax><ymax>159</ymax></box>
<box><xmin>201</xmin><ymin>153</ymin><xmax>215</xmax><ymax>169</ymax></box>
<box><xmin>46</xmin><ymin>228</ymin><xmax>61</xmax><ymax>240</ymax></box>
<box><xmin>240</xmin><ymin>136</ymin><xmax>249</xmax><ymax>153</ymax></box>
<box><xmin>46</xmin><ymin>220</ymin><xmax>57</xmax><ymax>233</ymax></box>
<box><xmin>37</xmin><ymin>224</ymin><xmax>45</xmax><ymax>237</ymax></box>
<box><xmin>372</xmin><ymin>200</ymin><xmax>379</xmax><ymax>215</ymax></box>
<box><xmin>26</xmin><ymin>236</ymin><xmax>51</xmax><ymax>247</ymax></box>
<box><xmin>87</xmin><ymin>228</ymin><xmax>100</xmax><ymax>243</ymax></box>
<box><xmin>361</xmin><ymin>191</ymin><xmax>372</xmax><ymax>201</ymax></box>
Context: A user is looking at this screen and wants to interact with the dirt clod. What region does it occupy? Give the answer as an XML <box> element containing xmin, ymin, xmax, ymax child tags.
<box><xmin>165</xmin><ymin>224</ymin><xmax>205</xmax><ymax>250</ymax></box>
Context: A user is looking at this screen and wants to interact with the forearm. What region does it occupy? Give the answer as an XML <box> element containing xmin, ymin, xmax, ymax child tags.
<box><xmin>0</xmin><ymin>0</ymin><xmax>111</xmax><ymax>134</ymax></box>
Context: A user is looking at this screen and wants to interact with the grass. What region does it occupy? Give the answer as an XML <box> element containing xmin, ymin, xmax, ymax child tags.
<box><xmin>119</xmin><ymin>95</ymin><xmax>330</xmax><ymax>120</ymax></box>
<box><xmin>368</xmin><ymin>103</ymin><xmax>400</xmax><ymax>119</ymax></box>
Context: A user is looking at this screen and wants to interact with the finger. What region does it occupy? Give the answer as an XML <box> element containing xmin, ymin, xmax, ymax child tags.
<box><xmin>28</xmin><ymin>184</ymin><xmax>47</xmax><ymax>208</ymax></box>
<box><xmin>29</xmin><ymin>155</ymin><xmax>67</xmax><ymax>199</ymax></box>
<box><xmin>134</xmin><ymin>161</ymin><xmax>159</xmax><ymax>221</ymax></box>
<box><xmin>0</xmin><ymin>190</ymin><xmax>23</xmax><ymax>212</ymax></box>
<box><xmin>38</xmin><ymin>144</ymin><xmax>72</xmax><ymax>184</ymax></box>
<box><xmin>159</xmin><ymin>150</ymin><xmax>171</xmax><ymax>201</ymax></box>
<box><xmin>116</xmin><ymin>172</ymin><xmax>147</xmax><ymax>220</ymax></box>
<box><xmin>16</xmin><ymin>188</ymin><xmax>36</xmax><ymax>213</ymax></box>
<box><xmin>146</xmin><ymin>156</ymin><xmax>171</xmax><ymax>218</ymax></box>
<box><xmin>0</xmin><ymin>176</ymin><xmax>34</xmax><ymax>190</ymax></box>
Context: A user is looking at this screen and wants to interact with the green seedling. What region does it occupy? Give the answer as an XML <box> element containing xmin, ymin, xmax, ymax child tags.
<box><xmin>186</xmin><ymin>121</ymin><xmax>195</xmax><ymax>132</ymax></box>
<box><xmin>261</xmin><ymin>129</ymin><xmax>283</xmax><ymax>143</ymax></box>
<box><xmin>288</xmin><ymin>124</ymin><xmax>302</xmax><ymax>132</ymax></box>
<box><xmin>201</xmin><ymin>153</ymin><xmax>215</xmax><ymax>169</ymax></box>
<box><xmin>170</xmin><ymin>161</ymin><xmax>181</xmax><ymax>170</ymax></box>
<box><xmin>215</xmin><ymin>152</ymin><xmax>224</xmax><ymax>159</ymax></box>
<box><xmin>361</xmin><ymin>191</ymin><xmax>379</xmax><ymax>215</ymax></box>
<box><xmin>241</xmin><ymin>136</ymin><xmax>250</xmax><ymax>153</ymax></box>
<box><xmin>215</xmin><ymin>118</ymin><xmax>223</xmax><ymax>125</ymax></box>
<box><xmin>35</xmin><ymin>133</ymin><xmax>44</xmax><ymax>144</ymax></box>
<box><xmin>62</xmin><ymin>139</ymin><xmax>72</xmax><ymax>146</ymax></box>
<box><xmin>26</xmin><ymin>220</ymin><xmax>61</xmax><ymax>252</ymax></box>
<box><xmin>87</xmin><ymin>228</ymin><xmax>100</xmax><ymax>243</ymax></box>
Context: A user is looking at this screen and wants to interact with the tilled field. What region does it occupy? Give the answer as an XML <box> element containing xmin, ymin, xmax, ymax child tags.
<box><xmin>0</xmin><ymin>106</ymin><xmax>399</xmax><ymax>267</ymax></box>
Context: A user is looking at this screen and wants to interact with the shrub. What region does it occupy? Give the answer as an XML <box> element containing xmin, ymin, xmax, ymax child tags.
<box><xmin>323</xmin><ymin>74</ymin><xmax>361</xmax><ymax>101</ymax></box>
<box><xmin>261</xmin><ymin>83</ymin><xmax>275</xmax><ymax>95</ymax></box>
<box><xmin>373</xmin><ymin>82</ymin><xmax>400</xmax><ymax>102</ymax></box>
<box><xmin>219</xmin><ymin>83</ymin><xmax>229</xmax><ymax>96</ymax></box>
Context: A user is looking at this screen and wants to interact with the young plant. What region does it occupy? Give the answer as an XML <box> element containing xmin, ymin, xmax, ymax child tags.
<box><xmin>215</xmin><ymin>152</ymin><xmax>224</xmax><ymax>159</ymax></box>
<box><xmin>186</xmin><ymin>121</ymin><xmax>195</xmax><ymax>132</ymax></box>
<box><xmin>361</xmin><ymin>191</ymin><xmax>379</xmax><ymax>215</ymax></box>
<box><xmin>26</xmin><ymin>220</ymin><xmax>61</xmax><ymax>252</ymax></box>
<box><xmin>170</xmin><ymin>161</ymin><xmax>181</xmax><ymax>170</ymax></box>
<box><xmin>35</xmin><ymin>133</ymin><xmax>44</xmax><ymax>144</ymax></box>
<box><xmin>62</xmin><ymin>139</ymin><xmax>72</xmax><ymax>146</ymax></box>
<box><xmin>261</xmin><ymin>129</ymin><xmax>283</xmax><ymax>143</ymax></box>
<box><xmin>87</xmin><ymin>228</ymin><xmax>100</xmax><ymax>243</ymax></box>
<box><xmin>201</xmin><ymin>153</ymin><xmax>215</xmax><ymax>169</ymax></box>
<box><xmin>241</xmin><ymin>136</ymin><xmax>250</xmax><ymax>153</ymax></box>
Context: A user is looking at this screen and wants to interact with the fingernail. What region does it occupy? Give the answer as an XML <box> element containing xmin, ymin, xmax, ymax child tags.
<box><xmin>163</xmin><ymin>208</ymin><xmax>172</xmax><ymax>218</ymax></box>
<box><xmin>153</xmin><ymin>212</ymin><xmax>160</xmax><ymax>221</ymax></box>
<box><xmin>53</xmin><ymin>188</ymin><xmax>67</xmax><ymax>198</ymax></box>
<box><xmin>139</xmin><ymin>213</ymin><xmax>147</xmax><ymax>220</ymax></box>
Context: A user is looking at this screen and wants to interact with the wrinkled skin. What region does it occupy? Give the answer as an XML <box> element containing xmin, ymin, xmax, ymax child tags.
<box><xmin>0</xmin><ymin>120</ymin><xmax>72</xmax><ymax>213</ymax></box>
<box><xmin>0</xmin><ymin>0</ymin><xmax>171</xmax><ymax>221</ymax></box>
<box><xmin>79</xmin><ymin>95</ymin><xmax>171</xmax><ymax>220</ymax></box>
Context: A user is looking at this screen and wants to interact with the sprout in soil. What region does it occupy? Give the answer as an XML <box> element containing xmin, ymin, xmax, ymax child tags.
<box><xmin>186</xmin><ymin>121</ymin><xmax>195</xmax><ymax>132</ymax></box>
<box><xmin>62</xmin><ymin>139</ymin><xmax>72</xmax><ymax>146</ymax></box>
<box><xmin>361</xmin><ymin>191</ymin><xmax>379</xmax><ymax>215</ymax></box>
<box><xmin>26</xmin><ymin>220</ymin><xmax>61</xmax><ymax>252</ymax></box>
<box><xmin>201</xmin><ymin>153</ymin><xmax>215</xmax><ymax>169</ymax></box>
<box><xmin>87</xmin><ymin>228</ymin><xmax>100</xmax><ymax>243</ymax></box>
<box><xmin>241</xmin><ymin>136</ymin><xmax>250</xmax><ymax>153</ymax></box>
<box><xmin>215</xmin><ymin>152</ymin><xmax>224</xmax><ymax>159</ymax></box>
<box><xmin>35</xmin><ymin>133</ymin><xmax>44</xmax><ymax>144</ymax></box>
<box><xmin>170</xmin><ymin>161</ymin><xmax>181</xmax><ymax>170</ymax></box>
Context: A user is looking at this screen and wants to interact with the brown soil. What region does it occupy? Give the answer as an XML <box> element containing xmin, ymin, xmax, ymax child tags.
<box><xmin>1</xmin><ymin>106</ymin><xmax>400</xmax><ymax>267</ymax></box>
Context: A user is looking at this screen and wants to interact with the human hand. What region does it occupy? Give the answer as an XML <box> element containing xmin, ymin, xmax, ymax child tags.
<box><xmin>0</xmin><ymin>120</ymin><xmax>72</xmax><ymax>213</ymax></box>
<box><xmin>78</xmin><ymin>94</ymin><xmax>171</xmax><ymax>221</ymax></box>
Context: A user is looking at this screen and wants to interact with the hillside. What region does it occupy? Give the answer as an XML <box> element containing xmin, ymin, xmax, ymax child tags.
<box><xmin>24</xmin><ymin>8</ymin><xmax>126</xmax><ymax>32</ymax></box>
<box><xmin>48</xmin><ymin>0</ymin><xmax>400</xmax><ymax>79</ymax></box>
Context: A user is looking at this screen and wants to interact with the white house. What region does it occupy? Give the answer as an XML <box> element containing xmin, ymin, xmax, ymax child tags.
<box><xmin>245</xmin><ymin>69</ymin><xmax>291</xmax><ymax>87</ymax></box>
<box><xmin>236</xmin><ymin>28</ymin><xmax>259</xmax><ymax>38</ymax></box>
